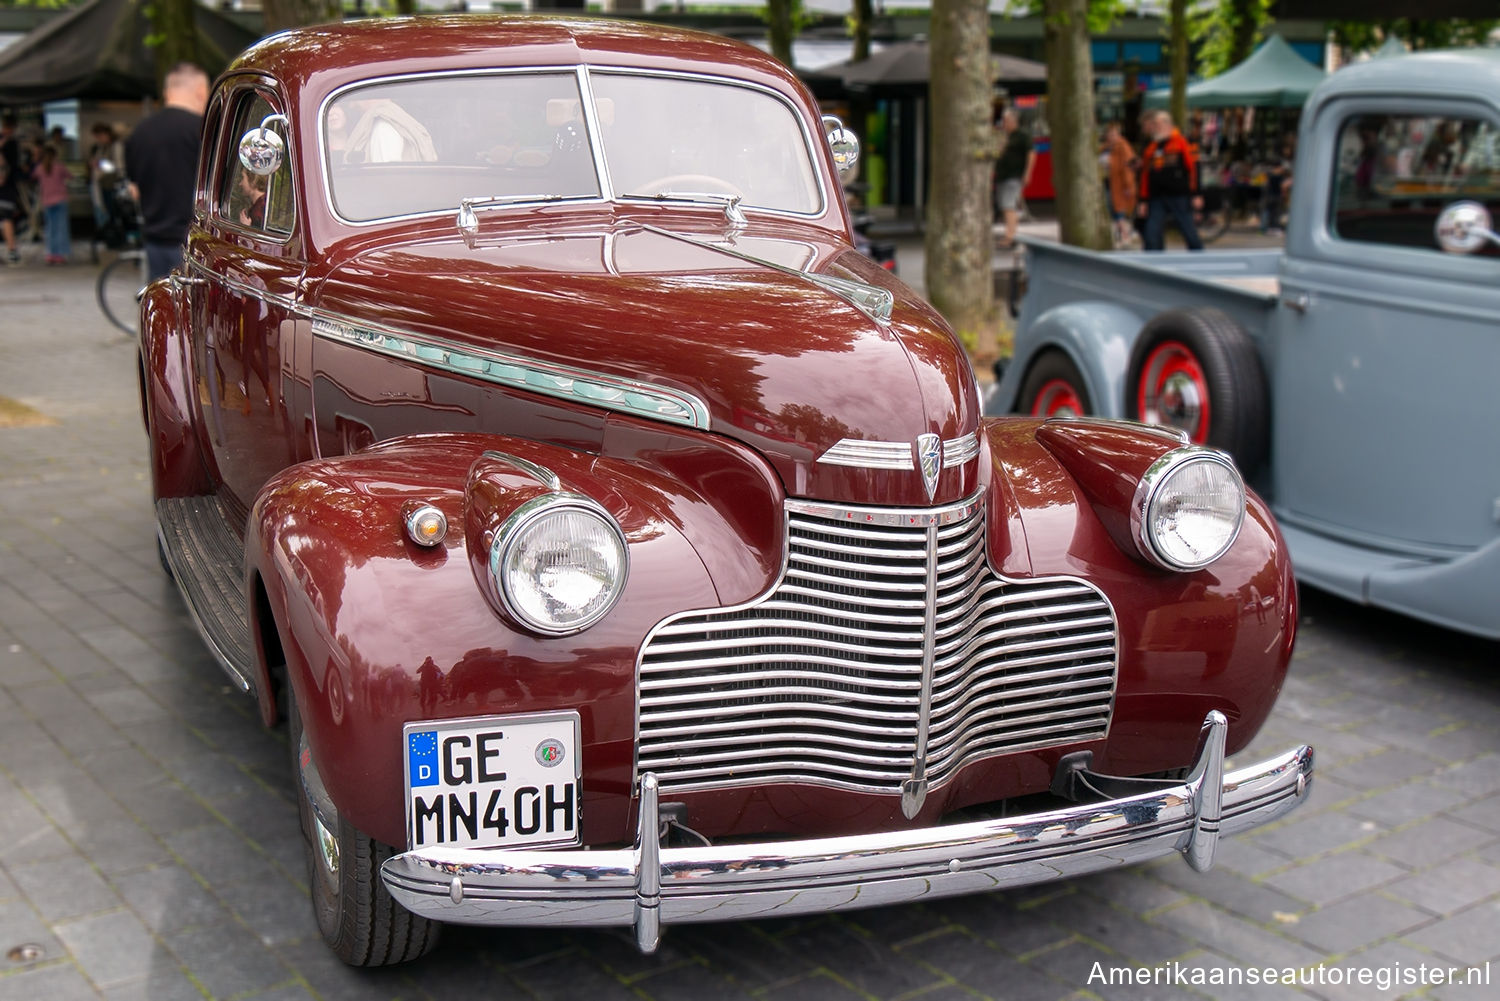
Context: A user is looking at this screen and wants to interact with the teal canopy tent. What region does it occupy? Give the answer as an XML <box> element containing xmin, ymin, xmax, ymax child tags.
<box><xmin>1144</xmin><ymin>35</ymin><xmax>1326</xmax><ymax>110</ymax></box>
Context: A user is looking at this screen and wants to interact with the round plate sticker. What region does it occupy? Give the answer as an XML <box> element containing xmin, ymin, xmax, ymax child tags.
<box><xmin>535</xmin><ymin>738</ymin><xmax>565</xmax><ymax>767</ymax></box>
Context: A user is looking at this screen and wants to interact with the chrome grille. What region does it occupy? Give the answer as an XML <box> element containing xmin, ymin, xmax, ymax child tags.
<box><xmin>636</xmin><ymin>494</ymin><xmax>1117</xmax><ymax>797</ymax></box>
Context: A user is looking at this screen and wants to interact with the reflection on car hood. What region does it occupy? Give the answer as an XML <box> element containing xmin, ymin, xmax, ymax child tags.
<box><xmin>312</xmin><ymin>221</ymin><xmax>979</xmax><ymax>506</ymax></box>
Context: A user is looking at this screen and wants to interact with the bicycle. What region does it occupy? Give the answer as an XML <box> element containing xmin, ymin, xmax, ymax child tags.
<box><xmin>94</xmin><ymin>175</ymin><xmax>146</xmax><ymax>335</ymax></box>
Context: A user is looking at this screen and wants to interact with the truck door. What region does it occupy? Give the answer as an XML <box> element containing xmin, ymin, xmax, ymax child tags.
<box><xmin>1272</xmin><ymin>101</ymin><xmax>1500</xmax><ymax>556</ymax></box>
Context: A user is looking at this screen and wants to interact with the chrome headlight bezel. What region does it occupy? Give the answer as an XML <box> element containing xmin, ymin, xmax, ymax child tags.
<box><xmin>1130</xmin><ymin>446</ymin><xmax>1246</xmax><ymax>571</ymax></box>
<box><xmin>488</xmin><ymin>493</ymin><xmax>629</xmax><ymax>636</ymax></box>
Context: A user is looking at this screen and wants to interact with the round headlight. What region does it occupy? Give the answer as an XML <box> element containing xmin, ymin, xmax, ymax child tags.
<box><xmin>1132</xmin><ymin>448</ymin><xmax>1246</xmax><ymax>570</ymax></box>
<box><xmin>490</xmin><ymin>496</ymin><xmax>628</xmax><ymax>635</ymax></box>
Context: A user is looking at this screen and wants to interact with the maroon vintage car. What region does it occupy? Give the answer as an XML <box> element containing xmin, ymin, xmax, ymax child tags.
<box><xmin>139</xmin><ymin>16</ymin><xmax>1313</xmax><ymax>966</ymax></box>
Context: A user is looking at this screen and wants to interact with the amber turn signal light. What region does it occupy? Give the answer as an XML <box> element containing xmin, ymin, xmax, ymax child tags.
<box><xmin>402</xmin><ymin>502</ymin><xmax>448</xmax><ymax>547</ymax></box>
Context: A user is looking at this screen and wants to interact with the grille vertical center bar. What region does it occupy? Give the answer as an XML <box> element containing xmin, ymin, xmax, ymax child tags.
<box><xmin>636</xmin><ymin>493</ymin><xmax>1118</xmax><ymax>797</ymax></box>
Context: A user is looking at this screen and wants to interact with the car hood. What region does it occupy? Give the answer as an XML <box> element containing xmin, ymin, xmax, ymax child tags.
<box><xmin>311</xmin><ymin>220</ymin><xmax>980</xmax><ymax>507</ymax></box>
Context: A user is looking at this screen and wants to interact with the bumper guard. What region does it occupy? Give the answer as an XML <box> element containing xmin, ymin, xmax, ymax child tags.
<box><xmin>381</xmin><ymin>711</ymin><xmax>1313</xmax><ymax>953</ymax></box>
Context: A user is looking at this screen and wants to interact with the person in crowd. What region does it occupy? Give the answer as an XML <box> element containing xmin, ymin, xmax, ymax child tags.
<box><xmin>994</xmin><ymin>108</ymin><xmax>1034</xmax><ymax>249</ymax></box>
<box><xmin>87</xmin><ymin>122</ymin><xmax>125</xmax><ymax>229</ymax></box>
<box><xmin>1104</xmin><ymin>121</ymin><xmax>1138</xmax><ymax>247</ymax></box>
<box><xmin>0</xmin><ymin>113</ymin><xmax>25</xmax><ymax>264</ymax></box>
<box><xmin>125</xmin><ymin>63</ymin><xmax>209</xmax><ymax>282</ymax></box>
<box><xmin>31</xmin><ymin>144</ymin><xmax>71</xmax><ymax>264</ymax></box>
<box><xmin>1261</xmin><ymin>136</ymin><xmax>1294</xmax><ymax>235</ymax></box>
<box><xmin>1137</xmin><ymin>110</ymin><xmax>1204</xmax><ymax>251</ymax></box>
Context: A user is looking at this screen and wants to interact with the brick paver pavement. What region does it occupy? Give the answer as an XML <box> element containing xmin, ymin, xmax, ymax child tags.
<box><xmin>2</xmin><ymin>260</ymin><xmax>1498</xmax><ymax>1000</ymax></box>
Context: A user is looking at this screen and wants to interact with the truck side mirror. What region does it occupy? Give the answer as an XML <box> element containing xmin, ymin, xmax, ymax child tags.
<box><xmin>1435</xmin><ymin>201</ymin><xmax>1499</xmax><ymax>255</ymax></box>
<box><xmin>822</xmin><ymin>115</ymin><xmax>860</xmax><ymax>178</ymax></box>
<box><xmin>238</xmin><ymin>114</ymin><xmax>289</xmax><ymax>177</ymax></box>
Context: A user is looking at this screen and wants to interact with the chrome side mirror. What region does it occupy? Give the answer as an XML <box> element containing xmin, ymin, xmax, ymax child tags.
<box><xmin>238</xmin><ymin>114</ymin><xmax>289</xmax><ymax>177</ymax></box>
<box><xmin>1435</xmin><ymin>200</ymin><xmax>1499</xmax><ymax>255</ymax></box>
<box><xmin>822</xmin><ymin>114</ymin><xmax>860</xmax><ymax>177</ymax></box>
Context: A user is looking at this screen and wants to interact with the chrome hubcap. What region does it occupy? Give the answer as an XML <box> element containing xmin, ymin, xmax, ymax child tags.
<box><xmin>314</xmin><ymin>813</ymin><xmax>340</xmax><ymax>879</ymax></box>
<box><xmin>1155</xmin><ymin>372</ymin><xmax>1202</xmax><ymax>431</ymax></box>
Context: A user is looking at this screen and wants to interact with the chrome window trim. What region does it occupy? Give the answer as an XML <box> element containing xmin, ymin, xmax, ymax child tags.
<box><xmin>489</xmin><ymin>492</ymin><xmax>630</xmax><ymax>636</ymax></box>
<box><xmin>1130</xmin><ymin>446</ymin><xmax>1246</xmax><ymax>571</ymax></box>
<box><xmin>632</xmin><ymin>490</ymin><xmax>1120</xmax><ymax>799</ymax></box>
<box><xmin>308</xmin><ymin>313</ymin><xmax>712</xmax><ymax>430</ymax></box>
<box><xmin>818</xmin><ymin>432</ymin><xmax>981</xmax><ymax>472</ymax></box>
<box><xmin>315</xmin><ymin>64</ymin><xmax>829</xmax><ymax>229</ymax></box>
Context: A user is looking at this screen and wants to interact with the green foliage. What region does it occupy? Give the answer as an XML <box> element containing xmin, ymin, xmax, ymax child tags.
<box><xmin>1020</xmin><ymin>0</ymin><xmax>1129</xmax><ymax>34</ymax></box>
<box><xmin>1330</xmin><ymin>19</ymin><xmax>1500</xmax><ymax>52</ymax></box>
<box><xmin>1191</xmin><ymin>0</ymin><xmax>1272</xmax><ymax>78</ymax></box>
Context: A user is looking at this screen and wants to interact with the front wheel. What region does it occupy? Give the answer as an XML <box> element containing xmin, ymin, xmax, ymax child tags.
<box><xmin>1019</xmin><ymin>351</ymin><xmax>1093</xmax><ymax>418</ymax></box>
<box><xmin>288</xmin><ymin>686</ymin><xmax>440</xmax><ymax>966</ymax></box>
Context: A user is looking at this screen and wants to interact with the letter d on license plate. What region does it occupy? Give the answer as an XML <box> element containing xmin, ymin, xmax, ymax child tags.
<box><xmin>403</xmin><ymin>711</ymin><xmax>581</xmax><ymax>850</ymax></box>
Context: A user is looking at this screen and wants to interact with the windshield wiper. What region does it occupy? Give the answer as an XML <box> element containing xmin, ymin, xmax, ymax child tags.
<box><xmin>456</xmin><ymin>194</ymin><xmax>575</xmax><ymax>239</ymax></box>
<box><xmin>620</xmin><ymin>191</ymin><xmax>747</xmax><ymax>228</ymax></box>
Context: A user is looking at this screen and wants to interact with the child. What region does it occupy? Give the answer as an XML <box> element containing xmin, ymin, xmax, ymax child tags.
<box><xmin>32</xmin><ymin>144</ymin><xmax>70</xmax><ymax>264</ymax></box>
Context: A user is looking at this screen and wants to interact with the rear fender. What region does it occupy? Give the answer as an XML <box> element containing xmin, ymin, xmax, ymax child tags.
<box><xmin>246</xmin><ymin>429</ymin><xmax>781</xmax><ymax>849</ymax></box>
<box><xmin>996</xmin><ymin>302</ymin><xmax>1144</xmax><ymax>418</ymax></box>
<box><xmin>140</xmin><ymin>279</ymin><xmax>212</xmax><ymax>498</ymax></box>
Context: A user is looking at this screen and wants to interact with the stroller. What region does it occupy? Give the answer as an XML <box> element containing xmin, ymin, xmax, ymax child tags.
<box><xmin>92</xmin><ymin>165</ymin><xmax>141</xmax><ymax>257</ymax></box>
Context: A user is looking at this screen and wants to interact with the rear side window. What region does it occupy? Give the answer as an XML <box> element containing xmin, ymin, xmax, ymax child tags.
<box><xmin>1331</xmin><ymin>113</ymin><xmax>1500</xmax><ymax>255</ymax></box>
<box><xmin>217</xmin><ymin>91</ymin><xmax>295</xmax><ymax>238</ymax></box>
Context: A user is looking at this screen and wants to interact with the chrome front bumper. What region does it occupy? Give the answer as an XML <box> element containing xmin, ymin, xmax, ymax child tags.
<box><xmin>381</xmin><ymin>712</ymin><xmax>1313</xmax><ymax>954</ymax></box>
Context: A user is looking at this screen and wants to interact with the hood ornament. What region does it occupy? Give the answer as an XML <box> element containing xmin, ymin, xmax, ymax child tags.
<box><xmin>915</xmin><ymin>433</ymin><xmax>942</xmax><ymax>501</ymax></box>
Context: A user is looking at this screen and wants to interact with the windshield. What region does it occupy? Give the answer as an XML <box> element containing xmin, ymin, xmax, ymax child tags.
<box><xmin>322</xmin><ymin>70</ymin><xmax>823</xmax><ymax>223</ymax></box>
<box><xmin>324</xmin><ymin>72</ymin><xmax>602</xmax><ymax>222</ymax></box>
<box><xmin>591</xmin><ymin>73</ymin><xmax>822</xmax><ymax>215</ymax></box>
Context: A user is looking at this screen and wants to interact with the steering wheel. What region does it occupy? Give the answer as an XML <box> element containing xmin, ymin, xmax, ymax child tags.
<box><xmin>633</xmin><ymin>173</ymin><xmax>744</xmax><ymax>199</ymax></box>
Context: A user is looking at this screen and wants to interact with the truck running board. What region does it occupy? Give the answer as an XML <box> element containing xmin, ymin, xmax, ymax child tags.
<box><xmin>156</xmin><ymin>497</ymin><xmax>256</xmax><ymax>694</ymax></box>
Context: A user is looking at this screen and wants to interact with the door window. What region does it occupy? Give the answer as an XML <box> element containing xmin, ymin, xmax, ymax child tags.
<box><xmin>1331</xmin><ymin>113</ymin><xmax>1500</xmax><ymax>255</ymax></box>
<box><xmin>218</xmin><ymin>91</ymin><xmax>295</xmax><ymax>238</ymax></box>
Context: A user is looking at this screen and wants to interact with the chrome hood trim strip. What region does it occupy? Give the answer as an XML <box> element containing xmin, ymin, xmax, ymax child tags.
<box><xmin>309</xmin><ymin>316</ymin><xmax>711</xmax><ymax>430</ymax></box>
<box><xmin>819</xmin><ymin>431</ymin><xmax>980</xmax><ymax>471</ymax></box>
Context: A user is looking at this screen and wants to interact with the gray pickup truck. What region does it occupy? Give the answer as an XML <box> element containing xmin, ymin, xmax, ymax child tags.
<box><xmin>989</xmin><ymin>49</ymin><xmax>1500</xmax><ymax>640</ymax></box>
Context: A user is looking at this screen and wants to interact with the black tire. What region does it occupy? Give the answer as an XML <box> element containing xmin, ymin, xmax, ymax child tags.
<box><xmin>1019</xmin><ymin>350</ymin><xmax>1094</xmax><ymax>419</ymax></box>
<box><xmin>97</xmin><ymin>252</ymin><xmax>144</xmax><ymax>336</ymax></box>
<box><xmin>288</xmin><ymin>687</ymin><xmax>440</xmax><ymax>966</ymax></box>
<box><xmin>156</xmin><ymin>536</ymin><xmax>175</xmax><ymax>579</ymax></box>
<box><xmin>1125</xmin><ymin>308</ymin><xmax>1269</xmax><ymax>474</ymax></box>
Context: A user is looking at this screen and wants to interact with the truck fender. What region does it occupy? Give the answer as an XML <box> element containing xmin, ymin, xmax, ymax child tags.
<box><xmin>139</xmin><ymin>279</ymin><xmax>212</xmax><ymax>499</ymax></box>
<box><xmin>243</xmin><ymin>431</ymin><xmax>765</xmax><ymax>848</ymax></box>
<box><xmin>997</xmin><ymin>301</ymin><xmax>1143</xmax><ymax>419</ymax></box>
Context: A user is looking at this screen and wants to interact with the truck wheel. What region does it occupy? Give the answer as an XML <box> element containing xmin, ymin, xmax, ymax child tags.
<box><xmin>288</xmin><ymin>687</ymin><xmax>440</xmax><ymax>966</ymax></box>
<box><xmin>1126</xmin><ymin>308</ymin><xmax>1268</xmax><ymax>474</ymax></box>
<box><xmin>1020</xmin><ymin>351</ymin><xmax>1093</xmax><ymax>418</ymax></box>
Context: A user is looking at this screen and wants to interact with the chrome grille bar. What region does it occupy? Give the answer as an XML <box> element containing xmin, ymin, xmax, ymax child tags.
<box><xmin>636</xmin><ymin>492</ymin><xmax>1118</xmax><ymax>798</ymax></box>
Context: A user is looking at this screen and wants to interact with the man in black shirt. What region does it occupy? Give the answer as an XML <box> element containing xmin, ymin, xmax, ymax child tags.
<box><xmin>125</xmin><ymin>63</ymin><xmax>209</xmax><ymax>282</ymax></box>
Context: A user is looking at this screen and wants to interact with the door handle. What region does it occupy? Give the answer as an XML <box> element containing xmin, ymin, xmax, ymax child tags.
<box><xmin>1281</xmin><ymin>291</ymin><xmax>1310</xmax><ymax>313</ymax></box>
<box><xmin>169</xmin><ymin>273</ymin><xmax>209</xmax><ymax>291</ymax></box>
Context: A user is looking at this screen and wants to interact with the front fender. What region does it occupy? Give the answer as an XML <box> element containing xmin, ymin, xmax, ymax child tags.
<box><xmin>140</xmin><ymin>279</ymin><xmax>211</xmax><ymax>499</ymax></box>
<box><xmin>246</xmin><ymin>427</ymin><xmax>783</xmax><ymax>850</ymax></box>
<box><xmin>992</xmin><ymin>301</ymin><xmax>1144</xmax><ymax>418</ymax></box>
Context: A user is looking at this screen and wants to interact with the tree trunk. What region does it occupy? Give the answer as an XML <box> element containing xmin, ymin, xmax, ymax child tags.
<box><xmin>1229</xmin><ymin>0</ymin><xmax>1259</xmax><ymax>66</ymax></box>
<box><xmin>1169</xmin><ymin>0</ymin><xmax>1188</xmax><ymax>129</ymax></box>
<box><xmin>262</xmin><ymin>0</ymin><xmax>342</xmax><ymax>34</ymax></box>
<box><xmin>924</xmin><ymin>0</ymin><xmax>998</xmax><ymax>364</ymax></box>
<box><xmin>851</xmin><ymin>0</ymin><xmax>873</xmax><ymax>63</ymax></box>
<box><xmin>150</xmin><ymin>0</ymin><xmax>200</xmax><ymax>83</ymax></box>
<box><xmin>766</xmin><ymin>0</ymin><xmax>796</xmax><ymax>68</ymax></box>
<box><xmin>1043</xmin><ymin>0</ymin><xmax>1111</xmax><ymax>251</ymax></box>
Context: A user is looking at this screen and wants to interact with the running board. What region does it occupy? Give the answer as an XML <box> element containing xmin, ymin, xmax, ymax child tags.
<box><xmin>156</xmin><ymin>497</ymin><xmax>256</xmax><ymax>694</ymax></box>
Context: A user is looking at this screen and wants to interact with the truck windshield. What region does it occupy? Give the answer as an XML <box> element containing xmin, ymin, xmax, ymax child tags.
<box><xmin>592</xmin><ymin>72</ymin><xmax>822</xmax><ymax>216</ymax></box>
<box><xmin>323</xmin><ymin>72</ymin><xmax>603</xmax><ymax>223</ymax></box>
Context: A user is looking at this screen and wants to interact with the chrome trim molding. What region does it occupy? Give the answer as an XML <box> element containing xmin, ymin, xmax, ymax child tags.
<box><xmin>1130</xmin><ymin>446</ymin><xmax>1247</xmax><ymax>571</ymax></box>
<box><xmin>380</xmin><ymin>712</ymin><xmax>1314</xmax><ymax>954</ymax></box>
<box><xmin>1043</xmin><ymin>414</ymin><xmax>1192</xmax><ymax>445</ymax></box>
<box><xmin>819</xmin><ymin>431</ymin><xmax>981</xmax><ymax>472</ymax></box>
<box><xmin>310</xmin><ymin>316</ymin><xmax>711</xmax><ymax>431</ymax></box>
<box><xmin>481</xmin><ymin>450</ymin><xmax>563</xmax><ymax>492</ymax></box>
<box><xmin>634</xmin><ymin>491</ymin><xmax>1119</xmax><ymax>798</ymax></box>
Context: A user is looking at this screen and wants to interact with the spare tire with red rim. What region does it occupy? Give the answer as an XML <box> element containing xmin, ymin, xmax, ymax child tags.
<box><xmin>1126</xmin><ymin>308</ymin><xmax>1269</xmax><ymax>475</ymax></box>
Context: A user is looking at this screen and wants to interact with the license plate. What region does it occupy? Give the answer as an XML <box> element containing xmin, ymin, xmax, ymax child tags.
<box><xmin>403</xmin><ymin>711</ymin><xmax>580</xmax><ymax>850</ymax></box>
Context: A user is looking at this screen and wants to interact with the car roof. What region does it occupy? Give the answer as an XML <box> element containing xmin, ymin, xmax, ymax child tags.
<box><xmin>1308</xmin><ymin>48</ymin><xmax>1500</xmax><ymax>110</ymax></box>
<box><xmin>227</xmin><ymin>15</ymin><xmax>803</xmax><ymax>103</ymax></box>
